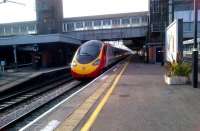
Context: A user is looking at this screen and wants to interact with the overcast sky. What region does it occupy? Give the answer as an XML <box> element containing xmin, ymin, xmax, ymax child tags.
<box><xmin>0</xmin><ymin>0</ymin><xmax>148</xmax><ymax>24</ymax></box>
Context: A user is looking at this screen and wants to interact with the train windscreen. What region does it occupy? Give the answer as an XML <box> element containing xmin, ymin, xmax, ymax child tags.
<box><xmin>77</xmin><ymin>40</ymin><xmax>102</xmax><ymax>64</ymax></box>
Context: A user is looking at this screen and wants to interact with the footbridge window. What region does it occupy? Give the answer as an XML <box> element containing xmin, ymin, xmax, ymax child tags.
<box><xmin>27</xmin><ymin>24</ymin><xmax>37</xmax><ymax>34</ymax></box>
<box><xmin>66</xmin><ymin>23</ymin><xmax>75</xmax><ymax>31</ymax></box>
<box><xmin>141</xmin><ymin>16</ymin><xmax>148</xmax><ymax>23</ymax></box>
<box><xmin>103</xmin><ymin>19</ymin><xmax>111</xmax><ymax>29</ymax></box>
<box><xmin>112</xmin><ymin>19</ymin><xmax>120</xmax><ymax>25</ymax></box>
<box><xmin>112</xmin><ymin>19</ymin><xmax>121</xmax><ymax>28</ymax></box>
<box><xmin>75</xmin><ymin>22</ymin><xmax>84</xmax><ymax>30</ymax></box>
<box><xmin>20</xmin><ymin>25</ymin><xmax>27</xmax><ymax>33</ymax></box>
<box><xmin>121</xmin><ymin>18</ymin><xmax>130</xmax><ymax>26</ymax></box>
<box><xmin>12</xmin><ymin>26</ymin><xmax>20</xmax><ymax>33</ymax></box>
<box><xmin>5</xmin><ymin>26</ymin><xmax>11</xmax><ymax>35</ymax></box>
<box><xmin>84</xmin><ymin>21</ymin><xmax>93</xmax><ymax>29</ymax></box>
<box><xmin>131</xmin><ymin>17</ymin><xmax>140</xmax><ymax>25</ymax></box>
<box><xmin>93</xmin><ymin>20</ymin><xmax>102</xmax><ymax>29</ymax></box>
<box><xmin>0</xmin><ymin>27</ymin><xmax>4</xmax><ymax>35</ymax></box>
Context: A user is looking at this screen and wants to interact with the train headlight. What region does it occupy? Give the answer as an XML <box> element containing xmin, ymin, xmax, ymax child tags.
<box><xmin>71</xmin><ymin>62</ymin><xmax>77</xmax><ymax>67</ymax></box>
<box><xmin>93</xmin><ymin>59</ymin><xmax>100</xmax><ymax>66</ymax></box>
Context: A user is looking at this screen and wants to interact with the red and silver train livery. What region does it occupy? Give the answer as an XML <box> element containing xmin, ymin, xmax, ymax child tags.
<box><xmin>71</xmin><ymin>40</ymin><xmax>130</xmax><ymax>79</ymax></box>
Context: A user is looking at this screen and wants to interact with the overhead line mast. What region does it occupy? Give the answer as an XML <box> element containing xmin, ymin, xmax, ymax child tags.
<box><xmin>0</xmin><ymin>0</ymin><xmax>25</xmax><ymax>6</ymax></box>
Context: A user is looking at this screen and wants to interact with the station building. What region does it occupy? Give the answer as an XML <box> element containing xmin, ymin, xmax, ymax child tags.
<box><xmin>148</xmin><ymin>0</ymin><xmax>200</xmax><ymax>63</ymax></box>
<box><xmin>0</xmin><ymin>0</ymin><xmax>200</xmax><ymax>68</ymax></box>
<box><xmin>0</xmin><ymin>34</ymin><xmax>80</xmax><ymax>69</ymax></box>
<box><xmin>0</xmin><ymin>1</ymin><xmax>148</xmax><ymax>69</ymax></box>
<box><xmin>0</xmin><ymin>0</ymin><xmax>80</xmax><ymax>69</ymax></box>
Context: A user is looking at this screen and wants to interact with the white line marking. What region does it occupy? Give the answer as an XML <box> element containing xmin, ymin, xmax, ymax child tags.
<box><xmin>101</xmin><ymin>75</ymin><xmax>108</xmax><ymax>80</ymax></box>
<box><xmin>40</xmin><ymin>120</ymin><xmax>60</xmax><ymax>131</ymax></box>
<box><xmin>19</xmin><ymin>63</ymin><xmax>119</xmax><ymax>131</ymax></box>
<box><xmin>113</xmin><ymin>68</ymin><xmax>117</xmax><ymax>72</ymax></box>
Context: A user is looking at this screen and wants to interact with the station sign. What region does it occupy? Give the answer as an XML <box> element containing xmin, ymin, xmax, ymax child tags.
<box><xmin>165</xmin><ymin>19</ymin><xmax>183</xmax><ymax>62</ymax></box>
<box><xmin>1</xmin><ymin>61</ymin><xmax>5</xmax><ymax>66</ymax></box>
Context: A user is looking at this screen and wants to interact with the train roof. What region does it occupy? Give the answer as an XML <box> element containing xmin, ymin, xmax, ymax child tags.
<box><xmin>106</xmin><ymin>42</ymin><xmax>134</xmax><ymax>54</ymax></box>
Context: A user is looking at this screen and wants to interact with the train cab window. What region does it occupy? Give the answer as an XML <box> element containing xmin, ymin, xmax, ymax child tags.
<box><xmin>77</xmin><ymin>40</ymin><xmax>102</xmax><ymax>64</ymax></box>
<box><xmin>79</xmin><ymin>45</ymin><xmax>100</xmax><ymax>57</ymax></box>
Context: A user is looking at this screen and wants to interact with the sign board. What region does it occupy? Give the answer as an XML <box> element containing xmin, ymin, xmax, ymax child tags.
<box><xmin>1</xmin><ymin>61</ymin><xmax>5</xmax><ymax>66</ymax></box>
<box><xmin>165</xmin><ymin>19</ymin><xmax>183</xmax><ymax>62</ymax></box>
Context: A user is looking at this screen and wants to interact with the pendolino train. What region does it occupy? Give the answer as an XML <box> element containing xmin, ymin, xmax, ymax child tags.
<box><xmin>71</xmin><ymin>40</ymin><xmax>131</xmax><ymax>80</ymax></box>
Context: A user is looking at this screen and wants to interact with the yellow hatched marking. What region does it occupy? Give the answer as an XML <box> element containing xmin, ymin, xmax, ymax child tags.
<box><xmin>55</xmin><ymin>74</ymin><xmax>116</xmax><ymax>131</ymax></box>
<box><xmin>81</xmin><ymin>62</ymin><xmax>129</xmax><ymax>131</ymax></box>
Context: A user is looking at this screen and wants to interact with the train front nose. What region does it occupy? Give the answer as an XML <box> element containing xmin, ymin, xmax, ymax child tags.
<box><xmin>71</xmin><ymin>60</ymin><xmax>100</xmax><ymax>79</ymax></box>
<box><xmin>71</xmin><ymin>40</ymin><xmax>102</xmax><ymax>79</ymax></box>
<box><xmin>74</xmin><ymin>64</ymin><xmax>89</xmax><ymax>74</ymax></box>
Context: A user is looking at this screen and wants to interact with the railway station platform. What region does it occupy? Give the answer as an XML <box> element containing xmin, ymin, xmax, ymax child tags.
<box><xmin>20</xmin><ymin>57</ymin><xmax>200</xmax><ymax>131</ymax></box>
<box><xmin>80</xmin><ymin>61</ymin><xmax>200</xmax><ymax>131</ymax></box>
<box><xmin>0</xmin><ymin>66</ymin><xmax>69</xmax><ymax>93</ymax></box>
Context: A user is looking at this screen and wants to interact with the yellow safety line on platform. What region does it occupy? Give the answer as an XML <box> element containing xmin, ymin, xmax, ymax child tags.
<box><xmin>81</xmin><ymin>62</ymin><xmax>129</xmax><ymax>131</ymax></box>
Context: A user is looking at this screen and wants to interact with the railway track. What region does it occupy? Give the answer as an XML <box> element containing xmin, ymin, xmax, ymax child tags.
<box><xmin>0</xmin><ymin>74</ymin><xmax>72</xmax><ymax>111</ymax></box>
<box><xmin>0</xmin><ymin>58</ymin><xmax>127</xmax><ymax>130</ymax></box>
<box><xmin>0</xmin><ymin>69</ymin><xmax>84</xmax><ymax>130</ymax></box>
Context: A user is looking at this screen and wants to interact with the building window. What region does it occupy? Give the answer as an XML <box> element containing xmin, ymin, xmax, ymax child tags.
<box><xmin>183</xmin><ymin>22</ymin><xmax>192</xmax><ymax>32</ymax></box>
<box><xmin>151</xmin><ymin>0</ymin><xmax>160</xmax><ymax>13</ymax></box>
<box><xmin>174</xmin><ymin>10</ymin><xmax>193</xmax><ymax>22</ymax></box>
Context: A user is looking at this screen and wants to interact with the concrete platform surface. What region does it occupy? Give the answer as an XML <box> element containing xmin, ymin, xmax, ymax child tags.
<box><xmin>17</xmin><ymin>62</ymin><xmax>123</xmax><ymax>131</ymax></box>
<box><xmin>89</xmin><ymin>60</ymin><xmax>200</xmax><ymax>131</ymax></box>
<box><xmin>0</xmin><ymin>66</ymin><xmax>68</xmax><ymax>93</ymax></box>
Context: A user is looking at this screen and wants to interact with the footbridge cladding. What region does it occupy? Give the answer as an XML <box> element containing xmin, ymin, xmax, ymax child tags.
<box><xmin>64</xmin><ymin>26</ymin><xmax>147</xmax><ymax>41</ymax></box>
<box><xmin>0</xmin><ymin>12</ymin><xmax>148</xmax><ymax>41</ymax></box>
<box><xmin>0</xmin><ymin>11</ymin><xmax>199</xmax><ymax>40</ymax></box>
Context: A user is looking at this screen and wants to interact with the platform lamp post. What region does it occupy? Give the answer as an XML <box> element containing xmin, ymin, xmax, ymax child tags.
<box><xmin>160</xmin><ymin>0</ymin><xmax>165</xmax><ymax>66</ymax></box>
<box><xmin>192</xmin><ymin>0</ymin><xmax>198</xmax><ymax>88</ymax></box>
<box><xmin>13</xmin><ymin>45</ymin><xmax>18</xmax><ymax>70</ymax></box>
<box><xmin>171</xmin><ymin>0</ymin><xmax>174</xmax><ymax>23</ymax></box>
